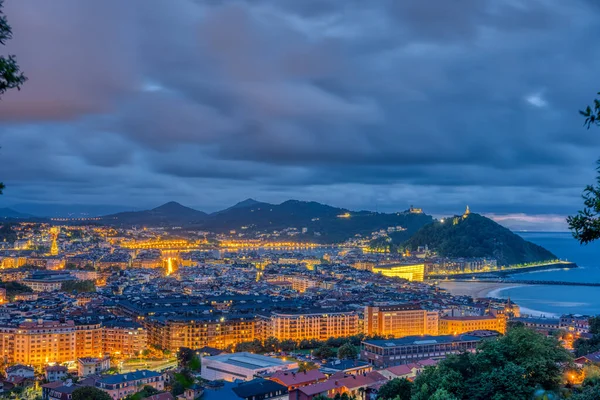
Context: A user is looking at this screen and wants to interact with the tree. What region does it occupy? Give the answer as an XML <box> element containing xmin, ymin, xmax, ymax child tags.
<box><xmin>298</xmin><ymin>361</ymin><xmax>318</xmax><ymax>373</ymax></box>
<box><xmin>377</xmin><ymin>378</ymin><xmax>412</xmax><ymax>400</ymax></box>
<box><xmin>313</xmin><ymin>345</ymin><xmax>335</xmax><ymax>360</ymax></box>
<box><xmin>411</xmin><ymin>327</ymin><xmax>571</xmax><ymax>400</ymax></box>
<box><xmin>72</xmin><ymin>387</ymin><xmax>112</xmax><ymax>400</ymax></box>
<box><xmin>264</xmin><ymin>336</ymin><xmax>280</xmax><ymax>352</ymax></box>
<box><xmin>0</xmin><ymin>0</ymin><xmax>27</xmax><ymax>195</ymax></box>
<box><xmin>572</xmin><ymin>385</ymin><xmax>600</xmax><ymax>400</ymax></box>
<box><xmin>337</xmin><ymin>342</ymin><xmax>358</xmax><ymax>360</ymax></box>
<box><xmin>0</xmin><ymin>0</ymin><xmax>26</xmax><ymax>99</ymax></box>
<box><xmin>569</xmin><ymin>92</ymin><xmax>600</xmax><ymax>243</ymax></box>
<box><xmin>177</xmin><ymin>347</ymin><xmax>195</xmax><ymax>368</ymax></box>
<box><xmin>124</xmin><ymin>386</ymin><xmax>159</xmax><ymax>400</ymax></box>
<box><xmin>589</xmin><ymin>316</ymin><xmax>600</xmax><ymax>335</ymax></box>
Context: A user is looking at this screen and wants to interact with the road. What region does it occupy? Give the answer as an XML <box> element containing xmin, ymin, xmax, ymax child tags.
<box><xmin>120</xmin><ymin>358</ymin><xmax>178</xmax><ymax>373</ymax></box>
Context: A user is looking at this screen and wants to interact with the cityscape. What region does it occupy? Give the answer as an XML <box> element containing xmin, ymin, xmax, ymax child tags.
<box><xmin>1</xmin><ymin>1</ymin><xmax>600</xmax><ymax>400</ymax></box>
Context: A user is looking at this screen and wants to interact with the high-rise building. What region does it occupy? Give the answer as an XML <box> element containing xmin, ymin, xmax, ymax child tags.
<box><xmin>144</xmin><ymin>315</ymin><xmax>256</xmax><ymax>352</ymax></box>
<box><xmin>102</xmin><ymin>322</ymin><xmax>147</xmax><ymax>357</ymax></box>
<box><xmin>265</xmin><ymin>311</ymin><xmax>360</xmax><ymax>341</ymax></box>
<box><xmin>364</xmin><ymin>305</ymin><xmax>439</xmax><ymax>337</ymax></box>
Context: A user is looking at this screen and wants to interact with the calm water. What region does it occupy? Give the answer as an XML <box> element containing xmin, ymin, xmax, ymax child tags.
<box><xmin>498</xmin><ymin>232</ymin><xmax>600</xmax><ymax>316</ymax></box>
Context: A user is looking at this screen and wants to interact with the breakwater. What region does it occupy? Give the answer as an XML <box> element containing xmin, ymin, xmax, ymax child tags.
<box><xmin>427</xmin><ymin>261</ymin><xmax>577</xmax><ymax>280</ymax></box>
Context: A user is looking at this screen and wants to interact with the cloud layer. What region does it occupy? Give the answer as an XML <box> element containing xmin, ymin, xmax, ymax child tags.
<box><xmin>1</xmin><ymin>0</ymin><xmax>600</xmax><ymax>229</ymax></box>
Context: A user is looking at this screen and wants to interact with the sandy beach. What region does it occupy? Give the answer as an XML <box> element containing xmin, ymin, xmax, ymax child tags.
<box><xmin>436</xmin><ymin>281</ymin><xmax>527</xmax><ymax>299</ymax></box>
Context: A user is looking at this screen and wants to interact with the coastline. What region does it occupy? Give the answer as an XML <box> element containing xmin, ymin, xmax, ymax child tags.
<box><xmin>437</xmin><ymin>281</ymin><xmax>558</xmax><ymax>317</ymax></box>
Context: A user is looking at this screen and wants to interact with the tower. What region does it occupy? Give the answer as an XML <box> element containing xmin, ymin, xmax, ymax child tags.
<box><xmin>49</xmin><ymin>227</ymin><xmax>60</xmax><ymax>256</ymax></box>
<box><xmin>463</xmin><ymin>205</ymin><xmax>470</xmax><ymax>219</ymax></box>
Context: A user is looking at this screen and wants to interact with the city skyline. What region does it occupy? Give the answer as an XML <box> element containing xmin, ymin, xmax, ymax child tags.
<box><xmin>2</xmin><ymin>0</ymin><xmax>600</xmax><ymax>230</ymax></box>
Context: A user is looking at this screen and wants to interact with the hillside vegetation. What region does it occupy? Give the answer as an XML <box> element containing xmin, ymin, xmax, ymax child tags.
<box><xmin>405</xmin><ymin>213</ymin><xmax>556</xmax><ymax>266</ymax></box>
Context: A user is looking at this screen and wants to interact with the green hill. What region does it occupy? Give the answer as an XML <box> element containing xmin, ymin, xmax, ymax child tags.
<box><xmin>404</xmin><ymin>213</ymin><xmax>556</xmax><ymax>266</ymax></box>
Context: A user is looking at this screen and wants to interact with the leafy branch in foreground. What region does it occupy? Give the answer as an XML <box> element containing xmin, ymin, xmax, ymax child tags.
<box><xmin>569</xmin><ymin>92</ymin><xmax>600</xmax><ymax>244</ymax></box>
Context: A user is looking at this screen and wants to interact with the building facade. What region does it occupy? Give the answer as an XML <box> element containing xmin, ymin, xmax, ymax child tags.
<box><xmin>361</xmin><ymin>335</ymin><xmax>482</xmax><ymax>367</ymax></box>
<box><xmin>439</xmin><ymin>315</ymin><xmax>506</xmax><ymax>335</ymax></box>
<box><xmin>364</xmin><ymin>305</ymin><xmax>439</xmax><ymax>337</ymax></box>
<box><xmin>266</xmin><ymin>311</ymin><xmax>360</xmax><ymax>341</ymax></box>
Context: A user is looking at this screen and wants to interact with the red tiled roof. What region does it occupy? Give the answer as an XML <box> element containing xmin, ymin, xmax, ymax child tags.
<box><xmin>298</xmin><ymin>379</ymin><xmax>343</xmax><ymax>396</ymax></box>
<box><xmin>270</xmin><ymin>369</ymin><xmax>326</xmax><ymax>386</ymax></box>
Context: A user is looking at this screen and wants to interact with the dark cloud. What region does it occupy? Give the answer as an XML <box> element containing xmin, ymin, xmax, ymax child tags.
<box><xmin>0</xmin><ymin>0</ymin><xmax>599</xmax><ymax>230</ymax></box>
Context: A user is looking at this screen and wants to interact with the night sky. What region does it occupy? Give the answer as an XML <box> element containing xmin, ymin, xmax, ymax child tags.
<box><xmin>1</xmin><ymin>0</ymin><xmax>600</xmax><ymax>230</ymax></box>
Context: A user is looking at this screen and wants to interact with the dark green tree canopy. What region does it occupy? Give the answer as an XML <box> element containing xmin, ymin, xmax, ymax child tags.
<box><xmin>411</xmin><ymin>327</ymin><xmax>571</xmax><ymax>400</ymax></box>
<box><xmin>72</xmin><ymin>386</ymin><xmax>112</xmax><ymax>400</ymax></box>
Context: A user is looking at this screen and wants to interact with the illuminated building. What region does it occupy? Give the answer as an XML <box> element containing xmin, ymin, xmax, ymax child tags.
<box><xmin>372</xmin><ymin>263</ymin><xmax>425</xmax><ymax>282</ymax></box>
<box><xmin>351</xmin><ymin>261</ymin><xmax>375</xmax><ymax>272</ymax></box>
<box><xmin>201</xmin><ymin>352</ymin><xmax>297</xmax><ymax>382</ymax></box>
<box><xmin>0</xmin><ymin>288</ymin><xmax>6</xmax><ymax>304</ymax></box>
<box><xmin>361</xmin><ymin>334</ymin><xmax>482</xmax><ymax>367</ymax></box>
<box><xmin>439</xmin><ymin>315</ymin><xmax>506</xmax><ymax>335</ymax></box>
<box><xmin>265</xmin><ymin>276</ymin><xmax>319</xmax><ymax>293</ymax></box>
<box><xmin>364</xmin><ymin>305</ymin><xmax>439</xmax><ymax>337</ymax></box>
<box><xmin>78</xmin><ymin>356</ymin><xmax>111</xmax><ymax>377</ymax></box>
<box><xmin>22</xmin><ymin>272</ymin><xmax>73</xmax><ymax>292</ymax></box>
<box><xmin>50</xmin><ymin>227</ymin><xmax>60</xmax><ymax>256</ymax></box>
<box><xmin>145</xmin><ymin>316</ymin><xmax>256</xmax><ymax>352</ymax></box>
<box><xmin>266</xmin><ymin>311</ymin><xmax>360</xmax><ymax>341</ymax></box>
<box><xmin>102</xmin><ymin>322</ymin><xmax>147</xmax><ymax>357</ymax></box>
<box><xmin>10</xmin><ymin>320</ymin><xmax>76</xmax><ymax>366</ymax></box>
<box><xmin>75</xmin><ymin>322</ymin><xmax>103</xmax><ymax>358</ymax></box>
<box><xmin>96</xmin><ymin>370</ymin><xmax>165</xmax><ymax>399</ymax></box>
<box><xmin>409</xmin><ymin>205</ymin><xmax>423</xmax><ymax>214</ymax></box>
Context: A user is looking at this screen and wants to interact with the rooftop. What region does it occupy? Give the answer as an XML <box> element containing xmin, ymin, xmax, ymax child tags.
<box><xmin>204</xmin><ymin>352</ymin><xmax>295</xmax><ymax>370</ymax></box>
<box><xmin>364</xmin><ymin>334</ymin><xmax>482</xmax><ymax>347</ymax></box>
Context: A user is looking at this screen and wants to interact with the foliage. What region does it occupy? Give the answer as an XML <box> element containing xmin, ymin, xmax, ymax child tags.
<box><xmin>405</xmin><ymin>213</ymin><xmax>556</xmax><ymax>266</ymax></box>
<box><xmin>0</xmin><ymin>223</ymin><xmax>17</xmax><ymax>243</ymax></box>
<box><xmin>298</xmin><ymin>361</ymin><xmax>318</xmax><ymax>372</ymax></box>
<box><xmin>337</xmin><ymin>342</ymin><xmax>358</xmax><ymax>360</ymax></box>
<box><xmin>233</xmin><ymin>334</ymin><xmax>369</xmax><ymax>355</ymax></box>
<box><xmin>568</xmin><ymin>93</ymin><xmax>600</xmax><ymax>243</ymax></box>
<box><xmin>411</xmin><ymin>327</ymin><xmax>571</xmax><ymax>400</ymax></box>
<box><xmin>61</xmin><ymin>280</ymin><xmax>95</xmax><ymax>293</ymax></box>
<box><xmin>580</xmin><ymin>92</ymin><xmax>600</xmax><ymax>129</ymax></box>
<box><xmin>0</xmin><ymin>0</ymin><xmax>26</xmax><ymax>98</ymax></box>
<box><xmin>65</xmin><ymin>263</ymin><xmax>95</xmax><ymax>271</ymax></box>
<box><xmin>377</xmin><ymin>378</ymin><xmax>412</xmax><ymax>400</ymax></box>
<box><xmin>124</xmin><ymin>386</ymin><xmax>159</xmax><ymax>400</ymax></box>
<box><xmin>71</xmin><ymin>386</ymin><xmax>112</xmax><ymax>400</ymax></box>
<box><xmin>313</xmin><ymin>345</ymin><xmax>335</xmax><ymax>360</ymax></box>
<box><xmin>574</xmin><ymin>334</ymin><xmax>600</xmax><ymax>357</ymax></box>
<box><xmin>0</xmin><ymin>0</ymin><xmax>27</xmax><ymax>194</ymax></box>
<box><xmin>332</xmin><ymin>393</ymin><xmax>355</xmax><ymax>400</ymax></box>
<box><xmin>571</xmin><ymin>385</ymin><xmax>600</xmax><ymax>400</ymax></box>
<box><xmin>172</xmin><ymin>369</ymin><xmax>194</xmax><ymax>396</ymax></box>
<box><xmin>1</xmin><ymin>280</ymin><xmax>33</xmax><ymax>300</ymax></box>
<box><xmin>177</xmin><ymin>347</ymin><xmax>195</xmax><ymax>368</ymax></box>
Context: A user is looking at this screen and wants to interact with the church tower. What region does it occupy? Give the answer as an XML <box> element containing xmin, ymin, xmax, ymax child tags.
<box><xmin>49</xmin><ymin>227</ymin><xmax>59</xmax><ymax>256</ymax></box>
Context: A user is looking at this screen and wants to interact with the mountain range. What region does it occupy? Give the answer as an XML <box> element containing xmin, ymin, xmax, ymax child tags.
<box><xmin>99</xmin><ymin>199</ymin><xmax>433</xmax><ymax>243</ymax></box>
<box><xmin>0</xmin><ymin>199</ymin><xmax>559</xmax><ymax>264</ymax></box>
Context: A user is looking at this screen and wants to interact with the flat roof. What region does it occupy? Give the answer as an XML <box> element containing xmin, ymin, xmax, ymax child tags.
<box><xmin>363</xmin><ymin>334</ymin><xmax>481</xmax><ymax>347</ymax></box>
<box><xmin>204</xmin><ymin>352</ymin><xmax>294</xmax><ymax>370</ymax></box>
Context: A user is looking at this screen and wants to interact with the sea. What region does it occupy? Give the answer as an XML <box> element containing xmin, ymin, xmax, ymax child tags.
<box><xmin>494</xmin><ymin>232</ymin><xmax>600</xmax><ymax>317</ymax></box>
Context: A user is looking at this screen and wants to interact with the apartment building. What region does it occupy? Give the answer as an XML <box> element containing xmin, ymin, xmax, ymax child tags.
<box><xmin>364</xmin><ymin>305</ymin><xmax>439</xmax><ymax>337</ymax></box>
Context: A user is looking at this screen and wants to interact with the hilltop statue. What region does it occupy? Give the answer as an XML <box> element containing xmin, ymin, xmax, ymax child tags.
<box><xmin>463</xmin><ymin>205</ymin><xmax>470</xmax><ymax>219</ymax></box>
